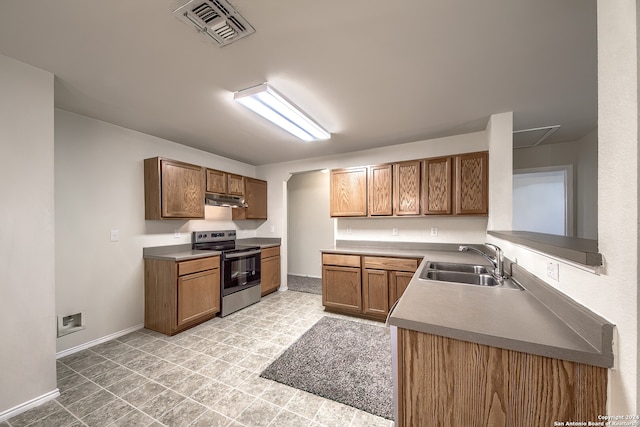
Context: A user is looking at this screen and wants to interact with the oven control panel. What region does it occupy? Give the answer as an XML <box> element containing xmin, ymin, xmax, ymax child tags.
<box><xmin>193</xmin><ymin>230</ymin><xmax>236</xmax><ymax>243</ymax></box>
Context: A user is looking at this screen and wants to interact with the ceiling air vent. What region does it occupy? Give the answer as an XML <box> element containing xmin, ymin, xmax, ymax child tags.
<box><xmin>173</xmin><ymin>0</ymin><xmax>255</xmax><ymax>47</ymax></box>
<box><xmin>513</xmin><ymin>125</ymin><xmax>561</xmax><ymax>149</ymax></box>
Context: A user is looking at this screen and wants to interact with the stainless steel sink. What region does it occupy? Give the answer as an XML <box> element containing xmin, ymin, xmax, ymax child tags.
<box><xmin>418</xmin><ymin>261</ymin><xmax>522</xmax><ymax>290</ymax></box>
<box><xmin>420</xmin><ymin>270</ymin><xmax>499</xmax><ymax>286</ymax></box>
<box><xmin>423</xmin><ymin>261</ymin><xmax>491</xmax><ymax>274</ymax></box>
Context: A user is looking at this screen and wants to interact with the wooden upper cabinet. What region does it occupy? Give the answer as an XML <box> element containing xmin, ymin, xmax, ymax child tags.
<box><xmin>144</xmin><ymin>157</ymin><xmax>205</xmax><ymax>220</ymax></box>
<box><xmin>423</xmin><ymin>157</ymin><xmax>453</xmax><ymax>215</ymax></box>
<box><xmin>232</xmin><ymin>177</ymin><xmax>267</xmax><ymax>220</ymax></box>
<box><xmin>227</xmin><ymin>173</ymin><xmax>245</xmax><ymax>196</ymax></box>
<box><xmin>394</xmin><ymin>160</ymin><xmax>421</xmax><ymax>215</ymax></box>
<box><xmin>368</xmin><ymin>164</ymin><xmax>393</xmax><ymax>216</ymax></box>
<box><xmin>330</xmin><ymin>167</ymin><xmax>368</xmax><ymax>217</ymax></box>
<box><xmin>206</xmin><ymin>168</ymin><xmax>227</xmax><ymax>194</ymax></box>
<box><xmin>455</xmin><ymin>151</ymin><xmax>488</xmax><ymax>215</ymax></box>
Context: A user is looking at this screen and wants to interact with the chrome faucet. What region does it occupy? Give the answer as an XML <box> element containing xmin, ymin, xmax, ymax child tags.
<box><xmin>458</xmin><ymin>243</ymin><xmax>504</xmax><ymax>279</ymax></box>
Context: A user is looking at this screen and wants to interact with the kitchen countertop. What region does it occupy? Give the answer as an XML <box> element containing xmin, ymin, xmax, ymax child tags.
<box><xmin>236</xmin><ymin>237</ymin><xmax>281</xmax><ymax>249</ymax></box>
<box><xmin>321</xmin><ymin>241</ymin><xmax>614</xmax><ymax>368</ymax></box>
<box><xmin>143</xmin><ymin>237</ymin><xmax>281</xmax><ymax>261</ymax></box>
<box><xmin>143</xmin><ymin>244</ymin><xmax>221</xmax><ymax>261</ymax></box>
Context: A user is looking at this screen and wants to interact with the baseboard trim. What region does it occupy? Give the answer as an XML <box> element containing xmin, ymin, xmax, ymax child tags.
<box><xmin>56</xmin><ymin>323</ymin><xmax>144</xmax><ymax>359</ymax></box>
<box><xmin>0</xmin><ymin>389</ymin><xmax>60</xmax><ymax>422</ymax></box>
<box><xmin>287</xmin><ymin>273</ymin><xmax>322</xmax><ymax>279</ymax></box>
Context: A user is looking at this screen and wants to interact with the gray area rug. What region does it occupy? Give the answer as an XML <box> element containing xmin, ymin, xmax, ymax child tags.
<box><xmin>260</xmin><ymin>316</ymin><xmax>393</xmax><ymax>419</ymax></box>
<box><xmin>287</xmin><ymin>274</ymin><xmax>322</xmax><ymax>295</ymax></box>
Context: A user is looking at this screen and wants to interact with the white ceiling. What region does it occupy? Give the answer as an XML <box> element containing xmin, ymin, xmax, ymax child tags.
<box><xmin>0</xmin><ymin>0</ymin><xmax>597</xmax><ymax>166</ymax></box>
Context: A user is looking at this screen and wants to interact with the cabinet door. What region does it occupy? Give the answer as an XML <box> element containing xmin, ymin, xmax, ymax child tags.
<box><xmin>363</xmin><ymin>269</ymin><xmax>389</xmax><ymax>318</ymax></box>
<box><xmin>394</xmin><ymin>161</ymin><xmax>421</xmax><ymax>215</ymax></box>
<box><xmin>227</xmin><ymin>174</ymin><xmax>245</xmax><ymax>196</ymax></box>
<box><xmin>455</xmin><ymin>151</ymin><xmax>488</xmax><ymax>215</ymax></box>
<box><xmin>261</xmin><ymin>252</ymin><xmax>280</xmax><ymax>296</ymax></box>
<box><xmin>423</xmin><ymin>157</ymin><xmax>453</xmax><ymax>215</ymax></box>
<box><xmin>177</xmin><ymin>268</ymin><xmax>220</xmax><ymax>326</ymax></box>
<box><xmin>389</xmin><ymin>271</ymin><xmax>413</xmax><ymax>307</ymax></box>
<box><xmin>206</xmin><ymin>169</ymin><xmax>227</xmax><ymax>194</ymax></box>
<box><xmin>245</xmin><ymin>178</ymin><xmax>267</xmax><ymax>219</ymax></box>
<box><xmin>368</xmin><ymin>164</ymin><xmax>393</xmax><ymax>216</ymax></box>
<box><xmin>322</xmin><ymin>265</ymin><xmax>362</xmax><ymax>313</ymax></box>
<box><xmin>161</xmin><ymin>159</ymin><xmax>205</xmax><ymax>218</ymax></box>
<box><xmin>330</xmin><ymin>167</ymin><xmax>368</xmax><ymax>217</ymax></box>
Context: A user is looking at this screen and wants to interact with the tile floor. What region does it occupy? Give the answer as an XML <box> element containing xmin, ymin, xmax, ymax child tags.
<box><xmin>4</xmin><ymin>291</ymin><xmax>394</xmax><ymax>427</ymax></box>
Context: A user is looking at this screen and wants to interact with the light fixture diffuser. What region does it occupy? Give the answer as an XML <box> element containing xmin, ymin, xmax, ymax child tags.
<box><xmin>234</xmin><ymin>83</ymin><xmax>330</xmax><ymax>141</ymax></box>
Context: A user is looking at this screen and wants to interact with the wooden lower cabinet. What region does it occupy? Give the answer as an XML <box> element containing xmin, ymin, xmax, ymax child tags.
<box><xmin>261</xmin><ymin>246</ymin><xmax>281</xmax><ymax>296</ymax></box>
<box><xmin>322</xmin><ymin>253</ymin><xmax>420</xmax><ymax>320</ymax></box>
<box><xmin>389</xmin><ymin>271</ymin><xmax>413</xmax><ymax>307</ymax></box>
<box><xmin>145</xmin><ymin>256</ymin><xmax>220</xmax><ymax>336</ymax></box>
<box><xmin>362</xmin><ymin>269</ymin><xmax>389</xmax><ymax>318</ymax></box>
<box><xmin>322</xmin><ymin>265</ymin><xmax>362</xmax><ymax>314</ymax></box>
<box><xmin>396</xmin><ymin>328</ymin><xmax>607</xmax><ymax>426</ymax></box>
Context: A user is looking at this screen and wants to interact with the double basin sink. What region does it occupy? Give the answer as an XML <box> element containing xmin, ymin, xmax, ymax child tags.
<box><xmin>418</xmin><ymin>261</ymin><xmax>522</xmax><ymax>290</ymax></box>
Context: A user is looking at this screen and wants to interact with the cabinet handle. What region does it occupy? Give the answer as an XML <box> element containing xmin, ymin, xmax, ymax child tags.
<box><xmin>225</xmin><ymin>249</ymin><xmax>261</xmax><ymax>259</ymax></box>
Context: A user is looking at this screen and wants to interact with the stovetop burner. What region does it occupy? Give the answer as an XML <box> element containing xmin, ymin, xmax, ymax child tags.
<box><xmin>192</xmin><ymin>230</ymin><xmax>260</xmax><ymax>254</ymax></box>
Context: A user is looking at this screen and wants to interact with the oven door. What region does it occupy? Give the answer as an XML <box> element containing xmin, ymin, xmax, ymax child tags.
<box><xmin>221</xmin><ymin>249</ymin><xmax>261</xmax><ymax>296</ymax></box>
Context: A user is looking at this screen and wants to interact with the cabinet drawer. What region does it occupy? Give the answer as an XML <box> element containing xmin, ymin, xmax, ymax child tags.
<box><xmin>363</xmin><ymin>256</ymin><xmax>419</xmax><ymax>272</ymax></box>
<box><xmin>262</xmin><ymin>246</ymin><xmax>280</xmax><ymax>259</ymax></box>
<box><xmin>322</xmin><ymin>253</ymin><xmax>361</xmax><ymax>268</ymax></box>
<box><xmin>178</xmin><ymin>256</ymin><xmax>219</xmax><ymax>276</ymax></box>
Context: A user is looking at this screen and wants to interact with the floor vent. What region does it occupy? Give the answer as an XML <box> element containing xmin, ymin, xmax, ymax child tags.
<box><xmin>173</xmin><ymin>0</ymin><xmax>255</xmax><ymax>47</ymax></box>
<box><xmin>513</xmin><ymin>125</ymin><xmax>561</xmax><ymax>149</ymax></box>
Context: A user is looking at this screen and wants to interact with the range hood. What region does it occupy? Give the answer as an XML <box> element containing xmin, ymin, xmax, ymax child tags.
<box><xmin>205</xmin><ymin>193</ymin><xmax>247</xmax><ymax>208</ymax></box>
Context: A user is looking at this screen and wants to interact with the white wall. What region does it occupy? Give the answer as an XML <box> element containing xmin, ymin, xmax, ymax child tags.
<box><xmin>0</xmin><ymin>55</ymin><xmax>57</xmax><ymax>415</ymax></box>
<box><xmin>488</xmin><ymin>0</ymin><xmax>638</xmax><ymax>413</ymax></box>
<box><xmin>513</xmin><ymin>129</ymin><xmax>598</xmax><ymax>238</ymax></box>
<box><xmin>54</xmin><ymin>109</ymin><xmax>258</xmax><ymax>353</ymax></box>
<box><xmin>487</xmin><ymin>112</ymin><xmax>513</xmax><ymax>231</ymax></box>
<box><xmin>287</xmin><ymin>171</ymin><xmax>333</xmax><ymax>277</ymax></box>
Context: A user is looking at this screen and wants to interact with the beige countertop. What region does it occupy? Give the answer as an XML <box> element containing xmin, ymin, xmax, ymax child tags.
<box><xmin>321</xmin><ymin>241</ymin><xmax>614</xmax><ymax>368</ymax></box>
<box><xmin>143</xmin><ymin>244</ymin><xmax>221</xmax><ymax>261</ymax></box>
<box><xmin>143</xmin><ymin>238</ymin><xmax>281</xmax><ymax>261</ymax></box>
<box><xmin>236</xmin><ymin>237</ymin><xmax>281</xmax><ymax>249</ymax></box>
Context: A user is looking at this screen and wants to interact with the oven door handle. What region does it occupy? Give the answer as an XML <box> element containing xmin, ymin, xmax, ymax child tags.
<box><xmin>225</xmin><ymin>249</ymin><xmax>262</xmax><ymax>259</ymax></box>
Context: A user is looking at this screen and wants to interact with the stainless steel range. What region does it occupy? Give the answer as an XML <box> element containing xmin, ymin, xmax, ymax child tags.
<box><xmin>192</xmin><ymin>230</ymin><xmax>261</xmax><ymax>317</ymax></box>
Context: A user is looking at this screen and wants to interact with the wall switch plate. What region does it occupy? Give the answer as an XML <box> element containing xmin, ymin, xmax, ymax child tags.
<box><xmin>431</xmin><ymin>227</ymin><xmax>438</xmax><ymax>237</ymax></box>
<box><xmin>346</xmin><ymin>226</ymin><xmax>352</xmax><ymax>235</ymax></box>
<box><xmin>270</xmin><ymin>225</ymin><xmax>275</xmax><ymax>233</ymax></box>
<box><xmin>547</xmin><ymin>261</ymin><xmax>560</xmax><ymax>281</ymax></box>
<box><xmin>110</xmin><ymin>229</ymin><xmax>119</xmax><ymax>242</ymax></box>
<box><xmin>392</xmin><ymin>227</ymin><xmax>399</xmax><ymax>236</ymax></box>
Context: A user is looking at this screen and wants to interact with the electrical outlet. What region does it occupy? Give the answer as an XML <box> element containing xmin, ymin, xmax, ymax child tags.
<box><xmin>547</xmin><ymin>262</ymin><xmax>559</xmax><ymax>281</ymax></box>
<box><xmin>110</xmin><ymin>229</ymin><xmax>119</xmax><ymax>242</ymax></box>
<box><xmin>270</xmin><ymin>225</ymin><xmax>275</xmax><ymax>233</ymax></box>
<box><xmin>346</xmin><ymin>226</ymin><xmax>352</xmax><ymax>235</ymax></box>
<box><xmin>392</xmin><ymin>227</ymin><xmax>399</xmax><ymax>236</ymax></box>
<box><xmin>174</xmin><ymin>230</ymin><xmax>181</xmax><ymax>238</ymax></box>
<box><xmin>431</xmin><ymin>227</ymin><xmax>438</xmax><ymax>237</ymax></box>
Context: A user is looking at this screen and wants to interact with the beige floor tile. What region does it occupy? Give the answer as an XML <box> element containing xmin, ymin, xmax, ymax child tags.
<box><xmin>234</xmin><ymin>398</ymin><xmax>281</xmax><ymax>427</ymax></box>
<box><xmin>190</xmin><ymin>409</ymin><xmax>234</xmax><ymax>427</ymax></box>
<box><xmin>284</xmin><ymin>390</ymin><xmax>326</xmax><ymax>420</ymax></box>
<box><xmin>158</xmin><ymin>398</ymin><xmax>208</xmax><ymax>427</ymax></box>
<box><xmin>313</xmin><ymin>399</ymin><xmax>357</xmax><ymax>427</ymax></box>
<box><xmin>269</xmin><ymin>409</ymin><xmax>314</xmax><ymax>427</ymax></box>
<box><xmin>351</xmin><ymin>410</ymin><xmax>394</xmax><ymax>427</ymax></box>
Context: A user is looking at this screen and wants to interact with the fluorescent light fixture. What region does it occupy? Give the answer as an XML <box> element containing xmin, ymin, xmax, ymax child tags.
<box><xmin>234</xmin><ymin>83</ymin><xmax>330</xmax><ymax>142</ymax></box>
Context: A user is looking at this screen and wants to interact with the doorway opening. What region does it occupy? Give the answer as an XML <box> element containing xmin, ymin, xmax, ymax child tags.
<box><xmin>513</xmin><ymin>165</ymin><xmax>573</xmax><ymax>236</ymax></box>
